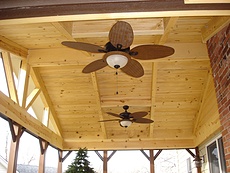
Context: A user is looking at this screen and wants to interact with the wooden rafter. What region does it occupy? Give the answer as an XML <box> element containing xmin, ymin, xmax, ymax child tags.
<box><xmin>31</xmin><ymin>67</ymin><xmax>63</xmax><ymax>136</ymax></box>
<box><xmin>149</xmin><ymin>62</ymin><xmax>158</xmax><ymax>137</ymax></box>
<box><xmin>193</xmin><ymin>71</ymin><xmax>212</xmax><ymax>134</ymax></box>
<box><xmin>25</xmin><ymin>88</ymin><xmax>41</xmax><ymax>110</ymax></box>
<box><xmin>1</xmin><ymin>51</ymin><xmax>19</xmax><ymax>104</ymax></box>
<box><xmin>52</xmin><ymin>22</ymin><xmax>75</xmax><ymax>41</ymax></box>
<box><xmin>0</xmin><ymin>35</ymin><xmax>28</xmax><ymax>58</ymax></box>
<box><xmin>157</xmin><ymin>17</ymin><xmax>179</xmax><ymax>44</ymax></box>
<box><xmin>91</xmin><ymin>72</ymin><xmax>107</xmax><ymax>139</ymax></box>
<box><xmin>201</xmin><ymin>16</ymin><xmax>230</xmax><ymax>43</ymax></box>
<box><xmin>17</xmin><ymin>59</ymin><xmax>30</xmax><ymax>108</ymax></box>
<box><xmin>42</xmin><ymin>107</ymin><xmax>50</xmax><ymax>126</ymax></box>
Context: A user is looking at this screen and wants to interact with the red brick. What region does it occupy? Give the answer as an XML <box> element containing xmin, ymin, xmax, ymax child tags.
<box><xmin>208</xmin><ymin>23</ymin><xmax>230</xmax><ymax>169</ymax></box>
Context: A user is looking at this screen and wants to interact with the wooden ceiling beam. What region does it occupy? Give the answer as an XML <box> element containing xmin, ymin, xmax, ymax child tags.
<box><xmin>0</xmin><ymin>36</ymin><xmax>28</xmax><ymax>58</ymax></box>
<box><xmin>31</xmin><ymin>67</ymin><xmax>63</xmax><ymax>137</ymax></box>
<box><xmin>1</xmin><ymin>11</ymin><xmax>230</xmax><ymax>26</ymax></box>
<box><xmin>201</xmin><ymin>16</ymin><xmax>230</xmax><ymax>43</ymax></box>
<box><xmin>149</xmin><ymin>63</ymin><xmax>158</xmax><ymax>137</ymax></box>
<box><xmin>193</xmin><ymin>71</ymin><xmax>213</xmax><ymax>134</ymax></box>
<box><xmin>101</xmin><ymin>98</ymin><xmax>151</xmax><ymax>107</ymax></box>
<box><xmin>184</xmin><ymin>0</ymin><xmax>230</xmax><ymax>4</ymax></box>
<box><xmin>28</xmin><ymin>43</ymin><xmax>209</xmax><ymax>67</ymax></box>
<box><xmin>52</xmin><ymin>22</ymin><xmax>75</xmax><ymax>41</ymax></box>
<box><xmin>0</xmin><ymin>91</ymin><xmax>63</xmax><ymax>149</ymax></box>
<box><xmin>91</xmin><ymin>72</ymin><xmax>107</xmax><ymax>139</ymax></box>
<box><xmin>157</xmin><ymin>17</ymin><xmax>179</xmax><ymax>44</ymax></box>
<box><xmin>63</xmin><ymin>138</ymin><xmax>195</xmax><ymax>150</ymax></box>
<box><xmin>0</xmin><ymin>0</ymin><xmax>229</xmax><ymax>21</ymax></box>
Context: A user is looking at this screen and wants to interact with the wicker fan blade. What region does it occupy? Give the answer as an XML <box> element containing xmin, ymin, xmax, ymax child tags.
<box><xmin>82</xmin><ymin>59</ymin><xmax>107</xmax><ymax>73</ymax></box>
<box><xmin>121</xmin><ymin>59</ymin><xmax>144</xmax><ymax>78</ymax></box>
<box><xmin>99</xmin><ymin>119</ymin><xmax>120</xmax><ymax>122</ymax></box>
<box><xmin>130</xmin><ymin>111</ymin><xmax>148</xmax><ymax>119</ymax></box>
<box><xmin>134</xmin><ymin>118</ymin><xmax>154</xmax><ymax>124</ymax></box>
<box><xmin>107</xmin><ymin>112</ymin><xmax>121</xmax><ymax>118</ymax></box>
<box><xmin>109</xmin><ymin>21</ymin><xmax>134</xmax><ymax>49</ymax></box>
<box><xmin>62</xmin><ymin>41</ymin><xmax>105</xmax><ymax>53</ymax></box>
<box><xmin>131</xmin><ymin>45</ymin><xmax>175</xmax><ymax>60</ymax></box>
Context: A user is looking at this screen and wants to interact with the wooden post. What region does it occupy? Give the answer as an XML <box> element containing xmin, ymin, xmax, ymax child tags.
<box><xmin>38</xmin><ymin>138</ymin><xmax>48</xmax><ymax>173</ymax></box>
<box><xmin>195</xmin><ymin>147</ymin><xmax>202</xmax><ymax>173</ymax></box>
<box><xmin>57</xmin><ymin>150</ymin><xmax>63</xmax><ymax>173</ymax></box>
<box><xmin>103</xmin><ymin>150</ymin><xmax>108</xmax><ymax>173</ymax></box>
<box><xmin>95</xmin><ymin>150</ymin><xmax>116</xmax><ymax>173</ymax></box>
<box><xmin>141</xmin><ymin>149</ymin><xmax>162</xmax><ymax>173</ymax></box>
<box><xmin>7</xmin><ymin>120</ymin><xmax>24</xmax><ymax>173</ymax></box>
<box><xmin>150</xmin><ymin>149</ymin><xmax>155</xmax><ymax>173</ymax></box>
<box><xmin>57</xmin><ymin>150</ymin><xmax>72</xmax><ymax>173</ymax></box>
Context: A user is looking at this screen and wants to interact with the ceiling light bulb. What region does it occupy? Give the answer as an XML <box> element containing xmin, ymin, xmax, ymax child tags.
<box><xmin>120</xmin><ymin>119</ymin><xmax>132</xmax><ymax>128</ymax></box>
<box><xmin>106</xmin><ymin>54</ymin><xmax>128</xmax><ymax>69</ymax></box>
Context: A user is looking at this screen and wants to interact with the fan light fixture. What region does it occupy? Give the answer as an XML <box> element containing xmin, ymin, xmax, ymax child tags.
<box><xmin>120</xmin><ymin>119</ymin><xmax>132</xmax><ymax>128</ymax></box>
<box><xmin>106</xmin><ymin>54</ymin><xmax>128</xmax><ymax>69</ymax></box>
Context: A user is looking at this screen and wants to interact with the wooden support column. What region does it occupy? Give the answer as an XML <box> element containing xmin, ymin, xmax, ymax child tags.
<box><xmin>150</xmin><ymin>149</ymin><xmax>154</xmax><ymax>173</ymax></box>
<box><xmin>141</xmin><ymin>149</ymin><xmax>162</xmax><ymax>173</ymax></box>
<box><xmin>186</xmin><ymin>148</ymin><xmax>202</xmax><ymax>173</ymax></box>
<box><xmin>195</xmin><ymin>147</ymin><xmax>202</xmax><ymax>173</ymax></box>
<box><xmin>7</xmin><ymin>120</ymin><xmax>24</xmax><ymax>173</ymax></box>
<box><xmin>38</xmin><ymin>138</ymin><xmax>49</xmax><ymax>173</ymax></box>
<box><xmin>57</xmin><ymin>150</ymin><xmax>63</xmax><ymax>173</ymax></box>
<box><xmin>57</xmin><ymin>150</ymin><xmax>72</xmax><ymax>173</ymax></box>
<box><xmin>95</xmin><ymin>150</ymin><xmax>116</xmax><ymax>173</ymax></box>
<box><xmin>103</xmin><ymin>151</ymin><xmax>108</xmax><ymax>173</ymax></box>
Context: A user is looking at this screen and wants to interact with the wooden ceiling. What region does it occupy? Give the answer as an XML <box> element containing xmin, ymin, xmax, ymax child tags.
<box><xmin>0</xmin><ymin>0</ymin><xmax>229</xmax><ymax>150</ymax></box>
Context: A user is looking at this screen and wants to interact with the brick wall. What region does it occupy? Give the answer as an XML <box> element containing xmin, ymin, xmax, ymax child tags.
<box><xmin>207</xmin><ymin>23</ymin><xmax>230</xmax><ymax>172</ymax></box>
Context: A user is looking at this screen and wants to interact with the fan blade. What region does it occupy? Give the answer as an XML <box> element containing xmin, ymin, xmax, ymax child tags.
<box><xmin>109</xmin><ymin>21</ymin><xmax>134</xmax><ymax>49</ymax></box>
<box><xmin>130</xmin><ymin>111</ymin><xmax>148</xmax><ymax>119</ymax></box>
<box><xmin>121</xmin><ymin>59</ymin><xmax>144</xmax><ymax>78</ymax></box>
<box><xmin>62</xmin><ymin>41</ymin><xmax>105</xmax><ymax>53</ymax></box>
<box><xmin>82</xmin><ymin>59</ymin><xmax>107</xmax><ymax>73</ymax></box>
<box><xmin>131</xmin><ymin>45</ymin><xmax>175</xmax><ymax>60</ymax></box>
<box><xmin>107</xmin><ymin>112</ymin><xmax>121</xmax><ymax>118</ymax></box>
<box><xmin>99</xmin><ymin>119</ymin><xmax>120</xmax><ymax>122</ymax></box>
<box><xmin>133</xmin><ymin>118</ymin><xmax>154</xmax><ymax>124</ymax></box>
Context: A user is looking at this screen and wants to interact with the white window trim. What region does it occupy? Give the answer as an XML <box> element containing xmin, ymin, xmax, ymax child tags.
<box><xmin>205</xmin><ymin>134</ymin><xmax>226</xmax><ymax>173</ymax></box>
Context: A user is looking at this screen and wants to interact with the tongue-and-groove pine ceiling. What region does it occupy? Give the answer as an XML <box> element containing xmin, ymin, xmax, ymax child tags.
<box><xmin>0</xmin><ymin>0</ymin><xmax>229</xmax><ymax>150</ymax></box>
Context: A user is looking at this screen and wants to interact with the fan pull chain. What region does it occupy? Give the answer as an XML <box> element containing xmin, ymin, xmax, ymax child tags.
<box><xmin>116</xmin><ymin>69</ymin><xmax>119</xmax><ymax>95</ymax></box>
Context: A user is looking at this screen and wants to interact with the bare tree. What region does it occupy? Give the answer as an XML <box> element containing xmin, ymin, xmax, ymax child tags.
<box><xmin>4</xmin><ymin>130</ymin><xmax>9</xmax><ymax>161</ymax></box>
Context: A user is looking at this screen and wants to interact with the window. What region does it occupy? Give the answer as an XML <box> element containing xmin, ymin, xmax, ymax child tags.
<box><xmin>186</xmin><ymin>157</ymin><xmax>192</xmax><ymax>173</ymax></box>
<box><xmin>207</xmin><ymin>137</ymin><xmax>227</xmax><ymax>173</ymax></box>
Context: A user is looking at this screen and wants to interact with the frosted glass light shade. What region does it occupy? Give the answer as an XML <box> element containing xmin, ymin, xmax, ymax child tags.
<box><xmin>120</xmin><ymin>119</ymin><xmax>132</xmax><ymax>128</ymax></box>
<box><xmin>106</xmin><ymin>54</ymin><xmax>128</xmax><ymax>68</ymax></box>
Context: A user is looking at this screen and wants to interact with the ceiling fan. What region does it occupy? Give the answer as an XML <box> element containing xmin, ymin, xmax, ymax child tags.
<box><xmin>99</xmin><ymin>105</ymin><xmax>154</xmax><ymax>128</ymax></box>
<box><xmin>62</xmin><ymin>21</ymin><xmax>175</xmax><ymax>78</ymax></box>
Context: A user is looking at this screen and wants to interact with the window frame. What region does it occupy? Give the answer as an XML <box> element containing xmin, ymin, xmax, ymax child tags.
<box><xmin>206</xmin><ymin>135</ymin><xmax>227</xmax><ymax>173</ymax></box>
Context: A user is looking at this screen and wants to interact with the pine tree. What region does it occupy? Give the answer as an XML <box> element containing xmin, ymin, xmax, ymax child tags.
<box><xmin>65</xmin><ymin>148</ymin><xmax>95</xmax><ymax>173</ymax></box>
